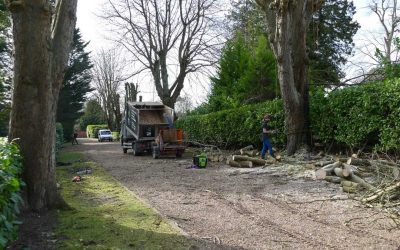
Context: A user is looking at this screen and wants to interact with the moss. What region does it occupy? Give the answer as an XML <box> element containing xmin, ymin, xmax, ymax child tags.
<box><xmin>56</xmin><ymin>152</ymin><xmax>189</xmax><ymax>249</ymax></box>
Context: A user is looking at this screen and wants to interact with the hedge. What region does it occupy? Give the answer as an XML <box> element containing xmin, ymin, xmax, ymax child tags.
<box><xmin>112</xmin><ymin>132</ymin><xmax>120</xmax><ymax>141</ymax></box>
<box><xmin>0</xmin><ymin>138</ymin><xmax>24</xmax><ymax>248</ymax></box>
<box><xmin>310</xmin><ymin>80</ymin><xmax>400</xmax><ymax>151</ymax></box>
<box><xmin>86</xmin><ymin>125</ymin><xmax>108</xmax><ymax>138</ymax></box>
<box><xmin>175</xmin><ymin>99</ymin><xmax>285</xmax><ymax>149</ymax></box>
<box><xmin>177</xmin><ymin>80</ymin><xmax>400</xmax><ymax>152</ymax></box>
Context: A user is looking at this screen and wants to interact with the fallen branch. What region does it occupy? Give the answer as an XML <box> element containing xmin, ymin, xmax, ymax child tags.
<box><xmin>362</xmin><ymin>181</ymin><xmax>400</xmax><ymax>203</ymax></box>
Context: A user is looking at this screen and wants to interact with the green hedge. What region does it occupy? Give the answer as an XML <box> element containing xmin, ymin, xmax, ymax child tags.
<box><xmin>175</xmin><ymin>99</ymin><xmax>285</xmax><ymax>149</ymax></box>
<box><xmin>112</xmin><ymin>132</ymin><xmax>120</xmax><ymax>141</ymax></box>
<box><xmin>0</xmin><ymin>138</ymin><xmax>24</xmax><ymax>248</ymax></box>
<box><xmin>86</xmin><ymin>125</ymin><xmax>108</xmax><ymax>138</ymax></box>
<box><xmin>177</xmin><ymin>80</ymin><xmax>400</xmax><ymax>152</ymax></box>
<box><xmin>310</xmin><ymin>80</ymin><xmax>400</xmax><ymax>151</ymax></box>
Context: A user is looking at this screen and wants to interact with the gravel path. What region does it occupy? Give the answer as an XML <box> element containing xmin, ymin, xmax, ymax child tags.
<box><xmin>69</xmin><ymin>138</ymin><xmax>400</xmax><ymax>249</ymax></box>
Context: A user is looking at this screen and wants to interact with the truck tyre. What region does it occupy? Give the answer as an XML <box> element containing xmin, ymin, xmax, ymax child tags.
<box><xmin>152</xmin><ymin>147</ymin><xmax>160</xmax><ymax>159</ymax></box>
<box><xmin>132</xmin><ymin>143</ymin><xmax>139</xmax><ymax>156</ymax></box>
<box><xmin>176</xmin><ymin>150</ymin><xmax>182</xmax><ymax>158</ymax></box>
<box><xmin>123</xmin><ymin>148</ymin><xmax>128</xmax><ymax>154</ymax></box>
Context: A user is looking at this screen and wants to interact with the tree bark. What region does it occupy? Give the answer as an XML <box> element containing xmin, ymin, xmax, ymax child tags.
<box><xmin>8</xmin><ymin>0</ymin><xmax>77</xmax><ymax>211</ymax></box>
<box><xmin>256</xmin><ymin>0</ymin><xmax>323</xmax><ymax>155</ymax></box>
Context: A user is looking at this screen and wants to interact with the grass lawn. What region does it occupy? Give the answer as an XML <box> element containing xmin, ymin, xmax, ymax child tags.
<box><xmin>56</xmin><ymin>151</ymin><xmax>189</xmax><ymax>249</ymax></box>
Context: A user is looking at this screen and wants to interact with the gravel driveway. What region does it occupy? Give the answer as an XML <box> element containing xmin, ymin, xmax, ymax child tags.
<box><xmin>69</xmin><ymin>138</ymin><xmax>400</xmax><ymax>249</ymax></box>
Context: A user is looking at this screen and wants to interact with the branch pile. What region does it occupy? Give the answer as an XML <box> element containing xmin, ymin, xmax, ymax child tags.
<box><xmin>315</xmin><ymin>154</ymin><xmax>400</xmax><ymax>209</ymax></box>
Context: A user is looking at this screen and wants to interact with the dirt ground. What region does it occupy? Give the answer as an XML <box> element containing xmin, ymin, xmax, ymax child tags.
<box><xmin>65</xmin><ymin>138</ymin><xmax>400</xmax><ymax>249</ymax></box>
<box><xmin>65</xmin><ymin>139</ymin><xmax>400</xmax><ymax>249</ymax></box>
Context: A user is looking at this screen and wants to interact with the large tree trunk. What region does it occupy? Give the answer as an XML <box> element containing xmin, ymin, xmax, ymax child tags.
<box><xmin>256</xmin><ymin>0</ymin><xmax>322</xmax><ymax>155</ymax></box>
<box><xmin>8</xmin><ymin>0</ymin><xmax>78</xmax><ymax>211</ymax></box>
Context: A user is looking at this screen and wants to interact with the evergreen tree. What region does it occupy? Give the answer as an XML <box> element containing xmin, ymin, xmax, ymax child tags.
<box><xmin>308</xmin><ymin>0</ymin><xmax>360</xmax><ymax>86</ymax></box>
<box><xmin>79</xmin><ymin>99</ymin><xmax>106</xmax><ymax>130</ymax></box>
<box><xmin>208</xmin><ymin>33</ymin><xmax>277</xmax><ymax>112</ymax></box>
<box><xmin>57</xmin><ymin>28</ymin><xmax>94</xmax><ymax>140</ymax></box>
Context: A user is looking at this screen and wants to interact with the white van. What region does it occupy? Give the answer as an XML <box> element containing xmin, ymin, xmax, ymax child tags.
<box><xmin>98</xmin><ymin>129</ymin><xmax>113</xmax><ymax>142</ymax></box>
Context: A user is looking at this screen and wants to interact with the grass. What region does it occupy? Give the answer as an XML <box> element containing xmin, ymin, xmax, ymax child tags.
<box><xmin>56</xmin><ymin>151</ymin><xmax>189</xmax><ymax>249</ymax></box>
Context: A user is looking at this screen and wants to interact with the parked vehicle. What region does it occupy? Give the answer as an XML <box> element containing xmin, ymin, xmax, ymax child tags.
<box><xmin>98</xmin><ymin>129</ymin><xmax>113</xmax><ymax>142</ymax></box>
<box><xmin>120</xmin><ymin>101</ymin><xmax>184</xmax><ymax>156</ymax></box>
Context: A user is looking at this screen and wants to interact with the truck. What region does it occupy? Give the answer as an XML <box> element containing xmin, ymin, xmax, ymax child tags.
<box><xmin>120</xmin><ymin>101</ymin><xmax>185</xmax><ymax>157</ymax></box>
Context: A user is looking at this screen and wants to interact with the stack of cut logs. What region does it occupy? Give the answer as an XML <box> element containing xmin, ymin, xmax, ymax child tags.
<box><xmin>226</xmin><ymin>145</ymin><xmax>281</xmax><ymax>168</ymax></box>
<box><xmin>315</xmin><ymin>155</ymin><xmax>375</xmax><ymax>193</ymax></box>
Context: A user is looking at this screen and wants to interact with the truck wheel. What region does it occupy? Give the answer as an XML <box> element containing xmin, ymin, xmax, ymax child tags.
<box><xmin>152</xmin><ymin>147</ymin><xmax>160</xmax><ymax>159</ymax></box>
<box><xmin>132</xmin><ymin>144</ymin><xmax>139</xmax><ymax>156</ymax></box>
<box><xmin>123</xmin><ymin>148</ymin><xmax>128</xmax><ymax>154</ymax></box>
<box><xmin>176</xmin><ymin>150</ymin><xmax>182</xmax><ymax>158</ymax></box>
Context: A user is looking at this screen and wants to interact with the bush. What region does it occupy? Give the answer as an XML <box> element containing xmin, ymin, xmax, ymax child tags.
<box><xmin>0</xmin><ymin>138</ymin><xmax>24</xmax><ymax>248</ymax></box>
<box><xmin>86</xmin><ymin>125</ymin><xmax>108</xmax><ymax>138</ymax></box>
<box><xmin>311</xmin><ymin>80</ymin><xmax>400</xmax><ymax>151</ymax></box>
<box><xmin>112</xmin><ymin>132</ymin><xmax>120</xmax><ymax>141</ymax></box>
<box><xmin>175</xmin><ymin>99</ymin><xmax>285</xmax><ymax>149</ymax></box>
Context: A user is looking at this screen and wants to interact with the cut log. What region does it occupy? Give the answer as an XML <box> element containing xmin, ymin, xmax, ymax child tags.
<box><xmin>341</xmin><ymin>164</ymin><xmax>355</xmax><ymax>178</ymax></box>
<box><xmin>240</xmin><ymin>150</ymin><xmax>257</xmax><ymax>157</ymax></box>
<box><xmin>315</xmin><ymin>160</ymin><xmax>334</xmax><ymax>167</ymax></box>
<box><xmin>227</xmin><ymin>160</ymin><xmax>241</xmax><ymax>168</ymax></box>
<box><xmin>238</xmin><ymin>161</ymin><xmax>253</xmax><ymax>168</ymax></box>
<box><xmin>218</xmin><ymin>155</ymin><xmax>225</xmax><ymax>162</ymax></box>
<box><xmin>349</xmin><ymin>174</ymin><xmax>374</xmax><ymax>191</ymax></box>
<box><xmin>351</xmin><ymin>153</ymin><xmax>358</xmax><ymax>158</ymax></box>
<box><xmin>334</xmin><ymin>157</ymin><xmax>348</xmax><ymax>163</ymax></box>
<box><xmin>232</xmin><ymin>155</ymin><xmax>267</xmax><ymax>166</ymax></box>
<box><xmin>334</xmin><ymin>168</ymin><xmax>345</xmax><ymax>178</ymax></box>
<box><xmin>342</xmin><ymin>186</ymin><xmax>357</xmax><ymax>193</ymax></box>
<box><xmin>274</xmin><ymin>154</ymin><xmax>282</xmax><ymax>161</ymax></box>
<box><xmin>341</xmin><ymin>180</ymin><xmax>359</xmax><ymax>188</ymax></box>
<box><xmin>316</xmin><ymin>162</ymin><xmax>341</xmax><ymax>180</ymax></box>
<box><xmin>346</xmin><ymin>157</ymin><xmax>371</xmax><ymax>167</ymax></box>
<box><xmin>316</xmin><ymin>169</ymin><xmax>328</xmax><ymax>180</ymax></box>
<box><xmin>241</xmin><ymin>145</ymin><xmax>254</xmax><ymax>151</ymax></box>
<box><xmin>324</xmin><ymin>176</ymin><xmax>342</xmax><ymax>183</ymax></box>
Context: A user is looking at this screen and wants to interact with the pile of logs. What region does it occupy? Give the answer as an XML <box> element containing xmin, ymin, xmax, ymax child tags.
<box><xmin>315</xmin><ymin>155</ymin><xmax>400</xmax><ymax>203</ymax></box>
<box><xmin>316</xmin><ymin>156</ymin><xmax>375</xmax><ymax>193</ymax></box>
<box><xmin>227</xmin><ymin>145</ymin><xmax>281</xmax><ymax>168</ymax></box>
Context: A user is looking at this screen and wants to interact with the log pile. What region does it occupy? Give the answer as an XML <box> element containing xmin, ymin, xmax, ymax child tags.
<box><xmin>316</xmin><ymin>155</ymin><xmax>400</xmax><ymax>204</ymax></box>
<box><xmin>226</xmin><ymin>145</ymin><xmax>280</xmax><ymax>168</ymax></box>
<box><xmin>315</xmin><ymin>157</ymin><xmax>376</xmax><ymax>193</ymax></box>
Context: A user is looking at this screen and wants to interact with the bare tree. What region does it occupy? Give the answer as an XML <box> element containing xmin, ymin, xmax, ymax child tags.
<box><xmin>7</xmin><ymin>0</ymin><xmax>77</xmax><ymax>211</ymax></box>
<box><xmin>102</xmin><ymin>0</ymin><xmax>221</xmax><ymax>109</ymax></box>
<box><xmin>255</xmin><ymin>0</ymin><xmax>323</xmax><ymax>155</ymax></box>
<box><xmin>370</xmin><ymin>0</ymin><xmax>400</xmax><ymax>63</ymax></box>
<box><xmin>92</xmin><ymin>49</ymin><xmax>128</xmax><ymax>131</ymax></box>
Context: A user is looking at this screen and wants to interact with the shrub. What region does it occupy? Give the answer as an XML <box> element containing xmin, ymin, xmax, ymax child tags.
<box><xmin>0</xmin><ymin>138</ymin><xmax>24</xmax><ymax>248</ymax></box>
<box><xmin>86</xmin><ymin>125</ymin><xmax>108</xmax><ymax>138</ymax></box>
<box><xmin>112</xmin><ymin>132</ymin><xmax>120</xmax><ymax>141</ymax></box>
<box><xmin>310</xmin><ymin>80</ymin><xmax>400</xmax><ymax>151</ymax></box>
<box><xmin>175</xmin><ymin>99</ymin><xmax>285</xmax><ymax>149</ymax></box>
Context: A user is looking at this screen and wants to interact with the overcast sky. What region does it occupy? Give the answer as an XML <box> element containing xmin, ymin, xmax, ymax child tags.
<box><xmin>76</xmin><ymin>0</ymin><xmax>382</xmax><ymax>105</ymax></box>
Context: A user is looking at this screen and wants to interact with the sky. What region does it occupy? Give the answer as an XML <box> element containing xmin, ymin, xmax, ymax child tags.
<box><xmin>76</xmin><ymin>0</ymin><xmax>385</xmax><ymax>106</ymax></box>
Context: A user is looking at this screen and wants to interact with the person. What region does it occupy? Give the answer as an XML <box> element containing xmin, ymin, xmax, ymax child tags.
<box><xmin>72</xmin><ymin>131</ymin><xmax>79</xmax><ymax>145</ymax></box>
<box><xmin>261</xmin><ymin>114</ymin><xmax>274</xmax><ymax>159</ymax></box>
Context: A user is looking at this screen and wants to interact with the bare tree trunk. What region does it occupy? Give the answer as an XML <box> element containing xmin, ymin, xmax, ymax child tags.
<box><xmin>8</xmin><ymin>0</ymin><xmax>77</xmax><ymax>211</ymax></box>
